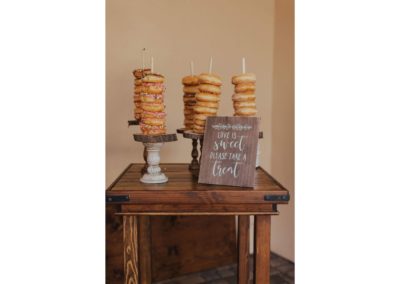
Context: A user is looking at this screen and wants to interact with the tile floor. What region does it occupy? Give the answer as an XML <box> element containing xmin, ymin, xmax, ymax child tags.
<box><xmin>154</xmin><ymin>252</ymin><xmax>294</xmax><ymax>284</ymax></box>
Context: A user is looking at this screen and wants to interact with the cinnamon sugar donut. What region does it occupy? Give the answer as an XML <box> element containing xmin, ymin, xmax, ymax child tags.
<box><xmin>232</xmin><ymin>93</ymin><xmax>256</xmax><ymax>102</ymax></box>
<box><xmin>183</xmin><ymin>85</ymin><xmax>199</xmax><ymax>94</ymax></box>
<box><xmin>142</xmin><ymin>73</ymin><xmax>165</xmax><ymax>83</ymax></box>
<box><xmin>141</xmin><ymin>103</ymin><xmax>164</xmax><ymax>112</ymax></box>
<box><xmin>198</xmin><ymin>84</ymin><xmax>221</xmax><ymax>94</ymax></box>
<box><xmin>235</xmin><ymin>83</ymin><xmax>255</xmax><ymax>93</ymax></box>
<box><xmin>233</xmin><ymin>101</ymin><xmax>256</xmax><ymax>109</ymax></box>
<box><xmin>196</xmin><ymin>101</ymin><xmax>219</xmax><ymax>108</ymax></box>
<box><xmin>232</xmin><ymin>73</ymin><xmax>256</xmax><ymax>84</ymax></box>
<box><xmin>196</xmin><ymin>92</ymin><xmax>220</xmax><ymax>102</ymax></box>
<box><xmin>142</xmin><ymin>118</ymin><xmax>165</xmax><ymax>126</ymax></box>
<box><xmin>235</xmin><ymin>108</ymin><xmax>257</xmax><ymax>116</ymax></box>
<box><xmin>198</xmin><ymin>73</ymin><xmax>222</xmax><ymax>86</ymax></box>
<box><xmin>182</xmin><ymin>75</ymin><xmax>199</xmax><ymax>86</ymax></box>
<box><xmin>193</xmin><ymin>106</ymin><xmax>218</xmax><ymax>115</ymax></box>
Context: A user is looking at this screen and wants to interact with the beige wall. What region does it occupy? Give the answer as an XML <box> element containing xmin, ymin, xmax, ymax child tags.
<box><xmin>106</xmin><ymin>0</ymin><xmax>294</xmax><ymax>261</ymax></box>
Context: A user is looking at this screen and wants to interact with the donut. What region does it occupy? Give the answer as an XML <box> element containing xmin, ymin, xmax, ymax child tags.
<box><xmin>196</xmin><ymin>101</ymin><xmax>219</xmax><ymax>108</ymax></box>
<box><xmin>193</xmin><ymin>124</ymin><xmax>205</xmax><ymax>133</ymax></box>
<box><xmin>232</xmin><ymin>93</ymin><xmax>256</xmax><ymax>102</ymax></box>
<box><xmin>235</xmin><ymin>83</ymin><xmax>256</xmax><ymax>93</ymax></box>
<box><xmin>235</xmin><ymin>108</ymin><xmax>258</xmax><ymax>116</ymax></box>
<box><xmin>142</xmin><ymin>85</ymin><xmax>163</xmax><ymax>94</ymax></box>
<box><xmin>141</xmin><ymin>94</ymin><xmax>163</xmax><ymax>103</ymax></box>
<box><xmin>134</xmin><ymin>102</ymin><xmax>141</xmax><ymax>108</ymax></box>
<box><xmin>184</xmin><ymin>118</ymin><xmax>193</xmax><ymax>124</ymax></box>
<box><xmin>141</xmin><ymin>118</ymin><xmax>165</xmax><ymax>126</ymax></box>
<box><xmin>198</xmin><ymin>73</ymin><xmax>222</xmax><ymax>86</ymax></box>
<box><xmin>134</xmin><ymin>94</ymin><xmax>141</xmax><ymax>102</ymax></box>
<box><xmin>183</xmin><ymin>86</ymin><xmax>199</xmax><ymax>94</ymax></box>
<box><xmin>141</xmin><ymin>111</ymin><xmax>166</xmax><ymax>119</ymax></box>
<box><xmin>134</xmin><ymin>113</ymin><xmax>141</xmax><ymax>120</ymax></box>
<box><xmin>193</xmin><ymin>113</ymin><xmax>211</xmax><ymax>121</ymax></box>
<box><xmin>183</xmin><ymin>96</ymin><xmax>196</xmax><ymax>104</ymax></box>
<box><xmin>194</xmin><ymin>119</ymin><xmax>206</xmax><ymax>126</ymax></box>
<box><xmin>184</xmin><ymin>109</ymin><xmax>192</xmax><ymax>115</ymax></box>
<box><xmin>134</xmin><ymin>86</ymin><xmax>142</xmax><ymax>94</ymax></box>
<box><xmin>134</xmin><ymin>79</ymin><xmax>142</xmax><ymax>86</ymax></box>
<box><xmin>233</xmin><ymin>101</ymin><xmax>256</xmax><ymax>109</ymax></box>
<box><xmin>141</xmin><ymin>103</ymin><xmax>164</xmax><ymax>112</ymax></box>
<box><xmin>196</xmin><ymin>92</ymin><xmax>220</xmax><ymax>102</ymax></box>
<box><xmin>198</xmin><ymin>84</ymin><xmax>221</xmax><ymax>94</ymax></box>
<box><xmin>134</xmin><ymin>107</ymin><xmax>143</xmax><ymax>114</ymax></box>
<box><xmin>133</xmin><ymin>68</ymin><xmax>151</xmax><ymax>79</ymax></box>
<box><xmin>182</xmin><ymin>75</ymin><xmax>199</xmax><ymax>86</ymax></box>
<box><xmin>183</xmin><ymin>93</ymin><xmax>195</xmax><ymax>98</ymax></box>
<box><xmin>232</xmin><ymin>73</ymin><xmax>256</xmax><ymax>84</ymax></box>
<box><xmin>142</xmin><ymin>73</ymin><xmax>165</xmax><ymax>83</ymax></box>
<box><xmin>193</xmin><ymin>106</ymin><xmax>218</xmax><ymax>115</ymax></box>
<box><xmin>143</xmin><ymin>128</ymin><xmax>166</xmax><ymax>135</ymax></box>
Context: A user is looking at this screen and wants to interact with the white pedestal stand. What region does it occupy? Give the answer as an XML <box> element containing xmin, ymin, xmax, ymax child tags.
<box><xmin>133</xmin><ymin>133</ymin><xmax>177</xmax><ymax>184</ymax></box>
<box><xmin>140</xmin><ymin>142</ymin><xmax>168</xmax><ymax>183</ymax></box>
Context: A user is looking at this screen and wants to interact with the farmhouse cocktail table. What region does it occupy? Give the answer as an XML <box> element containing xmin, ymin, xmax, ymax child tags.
<box><xmin>106</xmin><ymin>163</ymin><xmax>290</xmax><ymax>284</ymax></box>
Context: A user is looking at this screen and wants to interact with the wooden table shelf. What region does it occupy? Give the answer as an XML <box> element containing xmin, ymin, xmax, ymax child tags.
<box><xmin>106</xmin><ymin>163</ymin><xmax>290</xmax><ymax>284</ymax></box>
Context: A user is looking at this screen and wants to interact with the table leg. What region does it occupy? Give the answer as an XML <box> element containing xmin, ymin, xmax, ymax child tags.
<box><xmin>254</xmin><ymin>215</ymin><xmax>271</xmax><ymax>284</ymax></box>
<box><xmin>237</xmin><ymin>216</ymin><xmax>250</xmax><ymax>284</ymax></box>
<box><xmin>138</xmin><ymin>216</ymin><xmax>152</xmax><ymax>284</ymax></box>
<box><xmin>189</xmin><ymin>138</ymin><xmax>199</xmax><ymax>171</ymax></box>
<box><xmin>123</xmin><ymin>215</ymin><xmax>139</xmax><ymax>284</ymax></box>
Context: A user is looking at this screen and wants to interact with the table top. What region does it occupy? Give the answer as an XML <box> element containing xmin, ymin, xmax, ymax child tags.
<box><xmin>106</xmin><ymin>164</ymin><xmax>289</xmax><ymax>215</ymax></box>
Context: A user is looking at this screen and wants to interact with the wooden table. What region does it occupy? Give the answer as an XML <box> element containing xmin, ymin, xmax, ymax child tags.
<box><xmin>106</xmin><ymin>163</ymin><xmax>290</xmax><ymax>284</ymax></box>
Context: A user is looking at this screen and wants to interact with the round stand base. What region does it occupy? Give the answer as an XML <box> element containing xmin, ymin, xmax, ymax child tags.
<box><xmin>140</xmin><ymin>173</ymin><xmax>168</xmax><ymax>184</ymax></box>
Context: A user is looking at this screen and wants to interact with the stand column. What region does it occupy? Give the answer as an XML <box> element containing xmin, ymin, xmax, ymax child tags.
<box><xmin>140</xmin><ymin>142</ymin><xmax>168</xmax><ymax>183</ymax></box>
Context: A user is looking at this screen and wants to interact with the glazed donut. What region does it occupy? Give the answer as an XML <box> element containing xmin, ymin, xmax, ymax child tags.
<box><xmin>233</xmin><ymin>101</ymin><xmax>256</xmax><ymax>109</ymax></box>
<box><xmin>142</xmin><ymin>103</ymin><xmax>164</xmax><ymax>112</ymax></box>
<box><xmin>194</xmin><ymin>119</ymin><xmax>206</xmax><ymax>126</ymax></box>
<box><xmin>134</xmin><ymin>107</ymin><xmax>143</xmax><ymax>114</ymax></box>
<box><xmin>193</xmin><ymin>124</ymin><xmax>205</xmax><ymax>133</ymax></box>
<box><xmin>134</xmin><ymin>94</ymin><xmax>141</xmax><ymax>102</ymax></box>
<box><xmin>133</xmin><ymin>68</ymin><xmax>151</xmax><ymax>79</ymax></box>
<box><xmin>196</xmin><ymin>92</ymin><xmax>220</xmax><ymax>102</ymax></box>
<box><xmin>235</xmin><ymin>83</ymin><xmax>255</xmax><ymax>93</ymax></box>
<box><xmin>182</xmin><ymin>75</ymin><xmax>199</xmax><ymax>86</ymax></box>
<box><xmin>198</xmin><ymin>73</ymin><xmax>222</xmax><ymax>86</ymax></box>
<box><xmin>194</xmin><ymin>106</ymin><xmax>217</xmax><ymax>115</ymax></box>
<box><xmin>232</xmin><ymin>73</ymin><xmax>256</xmax><ymax>84</ymax></box>
<box><xmin>141</xmin><ymin>118</ymin><xmax>165</xmax><ymax>126</ymax></box>
<box><xmin>183</xmin><ymin>85</ymin><xmax>199</xmax><ymax>94</ymax></box>
<box><xmin>193</xmin><ymin>113</ymin><xmax>210</xmax><ymax>121</ymax></box>
<box><xmin>142</xmin><ymin>85</ymin><xmax>163</xmax><ymax>95</ymax></box>
<box><xmin>134</xmin><ymin>102</ymin><xmax>141</xmax><ymax>108</ymax></box>
<box><xmin>134</xmin><ymin>79</ymin><xmax>142</xmax><ymax>86</ymax></box>
<box><xmin>142</xmin><ymin>73</ymin><xmax>165</xmax><ymax>83</ymax></box>
<box><xmin>196</xmin><ymin>101</ymin><xmax>219</xmax><ymax>108</ymax></box>
<box><xmin>141</xmin><ymin>94</ymin><xmax>163</xmax><ymax>103</ymax></box>
<box><xmin>141</xmin><ymin>111</ymin><xmax>166</xmax><ymax>119</ymax></box>
<box><xmin>198</xmin><ymin>84</ymin><xmax>221</xmax><ymax>94</ymax></box>
<box><xmin>232</xmin><ymin>93</ymin><xmax>256</xmax><ymax>102</ymax></box>
<box><xmin>235</xmin><ymin>108</ymin><xmax>258</xmax><ymax>116</ymax></box>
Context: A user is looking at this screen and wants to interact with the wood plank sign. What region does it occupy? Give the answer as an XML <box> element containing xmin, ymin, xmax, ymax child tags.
<box><xmin>198</xmin><ymin>116</ymin><xmax>260</xmax><ymax>187</ymax></box>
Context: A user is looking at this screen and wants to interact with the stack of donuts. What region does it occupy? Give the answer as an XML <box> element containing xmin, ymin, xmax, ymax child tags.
<box><xmin>139</xmin><ymin>73</ymin><xmax>167</xmax><ymax>135</ymax></box>
<box><xmin>231</xmin><ymin>73</ymin><xmax>257</xmax><ymax>116</ymax></box>
<box><xmin>132</xmin><ymin>68</ymin><xmax>150</xmax><ymax>120</ymax></box>
<box><xmin>193</xmin><ymin>73</ymin><xmax>222</xmax><ymax>133</ymax></box>
<box><xmin>181</xmin><ymin>76</ymin><xmax>199</xmax><ymax>130</ymax></box>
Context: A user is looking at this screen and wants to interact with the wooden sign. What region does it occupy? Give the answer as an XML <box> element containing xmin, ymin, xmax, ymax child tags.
<box><xmin>198</xmin><ymin>116</ymin><xmax>260</xmax><ymax>188</ymax></box>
